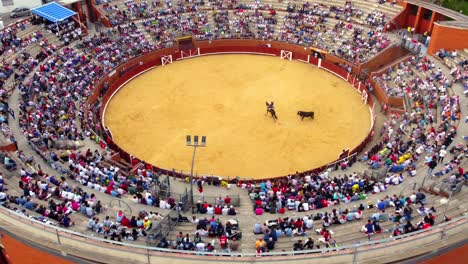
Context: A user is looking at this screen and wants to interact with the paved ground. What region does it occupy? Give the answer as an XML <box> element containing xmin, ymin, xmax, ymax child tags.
<box><xmin>0</xmin><ymin>13</ymin><xmax>28</xmax><ymax>28</ymax></box>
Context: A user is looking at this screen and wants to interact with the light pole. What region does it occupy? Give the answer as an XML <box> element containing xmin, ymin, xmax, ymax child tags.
<box><xmin>186</xmin><ymin>135</ymin><xmax>206</xmax><ymax>209</ymax></box>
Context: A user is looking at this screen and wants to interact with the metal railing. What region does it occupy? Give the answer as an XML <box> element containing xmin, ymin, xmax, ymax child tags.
<box><xmin>145</xmin><ymin>207</ymin><xmax>179</xmax><ymax>246</ymax></box>
<box><xmin>0</xmin><ymin>205</ymin><xmax>466</xmax><ymax>260</ymax></box>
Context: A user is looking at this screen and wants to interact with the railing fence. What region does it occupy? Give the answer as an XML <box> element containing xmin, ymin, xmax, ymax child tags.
<box><xmin>0</xmin><ymin>206</ymin><xmax>466</xmax><ymax>260</ymax></box>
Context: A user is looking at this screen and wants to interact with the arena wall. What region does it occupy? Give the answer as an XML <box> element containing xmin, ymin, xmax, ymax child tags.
<box><xmin>360</xmin><ymin>45</ymin><xmax>411</xmax><ymax>74</ymax></box>
<box><xmin>427</xmin><ymin>22</ymin><xmax>468</xmax><ymax>54</ymax></box>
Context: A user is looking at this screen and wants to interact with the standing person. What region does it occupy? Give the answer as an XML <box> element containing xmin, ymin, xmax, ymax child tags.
<box><xmin>428</xmin><ymin>157</ymin><xmax>437</xmax><ymax>176</ymax></box>
<box><xmin>266</xmin><ymin>101</ymin><xmax>275</xmax><ymax>113</ymax></box>
<box><xmin>438</xmin><ymin>146</ymin><xmax>447</xmax><ymax>163</ymax></box>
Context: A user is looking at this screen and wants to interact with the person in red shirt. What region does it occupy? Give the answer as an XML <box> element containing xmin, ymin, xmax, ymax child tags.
<box><xmin>224</xmin><ymin>196</ymin><xmax>231</xmax><ymax>205</ymax></box>
<box><xmin>219</xmin><ymin>234</ymin><xmax>228</xmax><ymax>249</ymax></box>
<box><xmin>255</xmin><ymin>199</ymin><xmax>262</xmax><ymax>208</ymax></box>
<box><xmin>214</xmin><ymin>206</ymin><xmax>222</xmax><ymax>215</ymax></box>
<box><xmin>319</xmin><ymin>229</ymin><xmax>332</xmax><ymax>245</ymax></box>
<box><xmin>295</xmin><ymin>219</ymin><xmax>303</xmax><ymax>229</ymax></box>
<box><xmin>105</xmin><ymin>185</ymin><xmax>113</xmax><ymax>195</ymax></box>
<box><xmin>321</xmin><ymin>199</ymin><xmax>328</xmax><ymax>208</ymax></box>
<box><xmin>121</xmin><ymin>216</ymin><xmax>131</xmax><ymax>227</ymax></box>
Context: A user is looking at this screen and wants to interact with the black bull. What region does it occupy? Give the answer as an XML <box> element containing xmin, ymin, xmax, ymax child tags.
<box><xmin>297</xmin><ymin>111</ymin><xmax>315</xmax><ymax>120</ymax></box>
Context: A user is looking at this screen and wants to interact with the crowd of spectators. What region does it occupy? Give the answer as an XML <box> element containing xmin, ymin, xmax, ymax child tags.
<box><xmin>250</xmin><ymin>188</ymin><xmax>443</xmax><ymax>252</ymax></box>
<box><xmin>142</xmin><ymin>10</ymin><xmax>211</xmax><ymax>45</ymax></box>
<box><xmin>435</xmin><ymin>49</ymin><xmax>468</xmax><ymax>94</ymax></box>
<box><xmin>371</xmin><ymin>52</ymin><xmax>463</xmax><ymax>181</ymax></box>
<box><xmin>157</xmin><ymin>217</ymin><xmax>241</xmax><ymax>252</ymax></box>
<box><xmin>281</xmin><ymin>1</ymin><xmax>391</xmax><ymax>62</ymax></box>
<box><xmin>0</xmin><ymin>19</ymin><xmax>44</xmax><ymax>59</ymax></box>
<box><xmin>94</xmin><ymin>0</ymin><xmax>396</xmax><ymax>63</ymax></box>
<box><xmin>0</xmin><ymin>164</ymin><xmax>108</xmax><ymax>228</ymax></box>
<box><xmin>87</xmin><ymin>210</ymin><xmax>164</xmax><ymax>241</ymax></box>
<box><xmin>246</xmin><ymin>168</ymin><xmax>406</xmax><ymax>215</ymax></box>
<box><xmin>194</xmin><ymin>195</ymin><xmax>238</xmax><ymax>215</ymax></box>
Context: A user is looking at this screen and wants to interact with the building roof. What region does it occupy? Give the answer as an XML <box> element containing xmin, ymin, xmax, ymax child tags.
<box><xmin>405</xmin><ymin>0</ymin><xmax>468</xmax><ymax>22</ymax></box>
<box><xmin>31</xmin><ymin>2</ymin><xmax>76</xmax><ymax>23</ymax></box>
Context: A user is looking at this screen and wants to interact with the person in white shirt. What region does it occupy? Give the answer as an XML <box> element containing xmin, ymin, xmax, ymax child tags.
<box><xmin>88</xmin><ymin>217</ymin><xmax>96</xmax><ymax>229</ymax></box>
<box><xmin>206</xmin><ymin>205</ymin><xmax>214</xmax><ymax>215</ymax></box>
<box><xmin>222</xmin><ymin>206</ymin><xmax>229</xmax><ymax>215</ymax></box>
<box><xmin>305</xmin><ymin>217</ymin><xmax>313</xmax><ymax>229</ymax></box>
<box><xmin>196</xmin><ymin>241</ymin><xmax>205</xmax><ymax>251</ymax></box>
<box><xmin>438</xmin><ymin>147</ymin><xmax>447</xmax><ymax>163</ymax></box>
<box><xmin>0</xmin><ymin>191</ymin><xmax>7</xmax><ymax>204</ymax></box>
<box><xmin>190</xmin><ymin>216</ymin><xmax>199</xmax><ymax>224</ymax></box>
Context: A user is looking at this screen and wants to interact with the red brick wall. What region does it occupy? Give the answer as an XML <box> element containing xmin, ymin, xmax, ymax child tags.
<box><xmin>427</xmin><ymin>23</ymin><xmax>468</xmax><ymax>54</ymax></box>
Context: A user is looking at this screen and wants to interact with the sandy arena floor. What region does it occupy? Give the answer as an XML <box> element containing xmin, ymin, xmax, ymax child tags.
<box><xmin>104</xmin><ymin>54</ymin><xmax>371</xmax><ymax>179</ymax></box>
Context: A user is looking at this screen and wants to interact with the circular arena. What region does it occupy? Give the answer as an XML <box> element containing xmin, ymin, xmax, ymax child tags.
<box><xmin>0</xmin><ymin>0</ymin><xmax>467</xmax><ymax>264</ymax></box>
<box><xmin>104</xmin><ymin>54</ymin><xmax>372</xmax><ymax>179</ymax></box>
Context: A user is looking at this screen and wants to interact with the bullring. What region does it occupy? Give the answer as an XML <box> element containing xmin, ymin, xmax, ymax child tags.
<box><xmin>0</xmin><ymin>0</ymin><xmax>466</xmax><ymax>263</ymax></box>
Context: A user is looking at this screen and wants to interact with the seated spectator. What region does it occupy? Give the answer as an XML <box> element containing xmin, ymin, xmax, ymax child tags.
<box><xmin>293</xmin><ymin>239</ymin><xmax>304</xmax><ymax>251</ymax></box>
<box><xmin>230</xmin><ymin>237</ymin><xmax>240</xmax><ymax>251</ymax></box>
<box><xmin>255</xmin><ymin>238</ymin><xmax>266</xmax><ymax>252</ymax></box>
<box><xmin>304</xmin><ymin>237</ymin><xmax>315</xmax><ymax>250</ymax></box>
<box><xmin>253</xmin><ymin>222</ymin><xmax>262</xmax><ymax>234</ymax></box>
<box><xmin>266</xmin><ymin>237</ymin><xmax>275</xmax><ymax>250</ymax></box>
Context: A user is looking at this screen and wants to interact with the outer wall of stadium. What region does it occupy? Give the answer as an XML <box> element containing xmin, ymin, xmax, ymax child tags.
<box><xmin>0</xmin><ymin>0</ymin><xmax>467</xmax><ymax>263</ymax></box>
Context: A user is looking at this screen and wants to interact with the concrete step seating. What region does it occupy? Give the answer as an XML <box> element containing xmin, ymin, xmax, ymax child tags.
<box><xmin>259</xmin><ymin>194</ymin><xmax>466</xmax><ymax>252</ymax></box>
<box><xmin>15</xmin><ymin>23</ymin><xmax>41</xmax><ymax>39</ymax></box>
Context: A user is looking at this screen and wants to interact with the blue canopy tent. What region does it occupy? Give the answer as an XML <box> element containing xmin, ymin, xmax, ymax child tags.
<box><xmin>31</xmin><ymin>2</ymin><xmax>77</xmax><ymax>36</ymax></box>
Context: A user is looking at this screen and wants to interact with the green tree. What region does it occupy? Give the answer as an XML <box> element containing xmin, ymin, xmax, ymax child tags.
<box><xmin>441</xmin><ymin>0</ymin><xmax>468</xmax><ymax>15</ymax></box>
